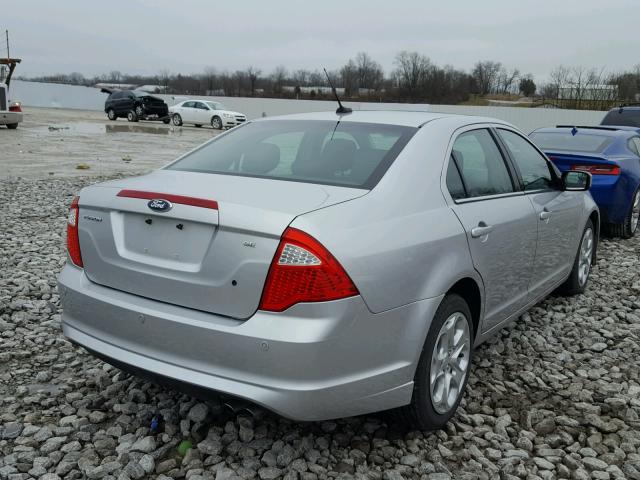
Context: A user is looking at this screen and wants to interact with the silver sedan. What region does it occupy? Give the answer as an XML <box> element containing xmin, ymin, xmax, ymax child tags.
<box><xmin>58</xmin><ymin>110</ymin><xmax>598</xmax><ymax>429</ymax></box>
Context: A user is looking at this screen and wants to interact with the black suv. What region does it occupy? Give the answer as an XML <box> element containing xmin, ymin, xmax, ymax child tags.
<box><xmin>104</xmin><ymin>90</ymin><xmax>170</xmax><ymax>123</ymax></box>
<box><xmin>601</xmin><ymin>104</ymin><xmax>640</xmax><ymax>127</ymax></box>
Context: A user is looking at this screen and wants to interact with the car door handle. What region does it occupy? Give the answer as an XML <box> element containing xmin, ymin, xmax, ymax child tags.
<box><xmin>540</xmin><ymin>210</ymin><xmax>552</xmax><ymax>221</ymax></box>
<box><xmin>471</xmin><ymin>224</ymin><xmax>494</xmax><ymax>238</ymax></box>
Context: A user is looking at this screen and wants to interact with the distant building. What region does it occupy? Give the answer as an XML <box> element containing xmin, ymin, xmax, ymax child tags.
<box><xmin>94</xmin><ymin>82</ymin><xmax>137</xmax><ymax>90</ymax></box>
<box><xmin>94</xmin><ymin>83</ymin><xmax>167</xmax><ymax>93</ymax></box>
<box><xmin>558</xmin><ymin>84</ymin><xmax>618</xmax><ymax>101</ymax></box>
<box><xmin>282</xmin><ymin>85</ymin><xmax>345</xmax><ymax>96</ymax></box>
<box><xmin>137</xmin><ymin>84</ymin><xmax>168</xmax><ymax>93</ymax></box>
<box><xmin>358</xmin><ymin>88</ymin><xmax>377</xmax><ymax>96</ymax></box>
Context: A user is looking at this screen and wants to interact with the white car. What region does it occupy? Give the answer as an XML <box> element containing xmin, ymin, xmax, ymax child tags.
<box><xmin>169</xmin><ymin>100</ymin><xmax>246</xmax><ymax>129</ymax></box>
<box><xmin>0</xmin><ymin>84</ymin><xmax>23</xmax><ymax>129</ymax></box>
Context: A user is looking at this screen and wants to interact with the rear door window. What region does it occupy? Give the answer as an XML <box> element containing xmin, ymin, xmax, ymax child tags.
<box><xmin>451</xmin><ymin>129</ymin><xmax>514</xmax><ymax>198</ymax></box>
<box><xmin>498</xmin><ymin>129</ymin><xmax>554</xmax><ymax>191</ymax></box>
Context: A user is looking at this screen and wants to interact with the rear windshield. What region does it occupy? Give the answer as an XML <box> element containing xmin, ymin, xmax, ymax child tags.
<box><xmin>529</xmin><ymin>131</ymin><xmax>614</xmax><ymax>153</ymax></box>
<box><xmin>601</xmin><ymin>109</ymin><xmax>640</xmax><ymax>127</ymax></box>
<box><xmin>167</xmin><ymin>120</ymin><xmax>417</xmax><ymax>188</ymax></box>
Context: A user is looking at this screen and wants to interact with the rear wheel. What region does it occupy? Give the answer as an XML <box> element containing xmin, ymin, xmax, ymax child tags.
<box><xmin>211</xmin><ymin>116</ymin><xmax>222</xmax><ymax>130</ymax></box>
<box><xmin>6</xmin><ymin>123</ymin><xmax>18</xmax><ymax>129</ymax></box>
<box><xmin>134</xmin><ymin>105</ymin><xmax>144</xmax><ymax>118</ymax></box>
<box><xmin>606</xmin><ymin>189</ymin><xmax>640</xmax><ymax>239</ymax></box>
<box><xmin>107</xmin><ymin>108</ymin><xmax>117</xmax><ymax>121</ymax></box>
<box><xmin>127</xmin><ymin>110</ymin><xmax>138</xmax><ymax>122</ymax></box>
<box><xmin>396</xmin><ymin>294</ymin><xmax>473</xmax><ymax>430</ymax></box>
<box><xmin>558</xmin><ymin>219</ymin><xmax>595</xmax><ymax>296</ymax></box>
<box><xmin>172</xmin><ymin>114</ymin><xmax>183</xmax><ymax>126</ymax></box>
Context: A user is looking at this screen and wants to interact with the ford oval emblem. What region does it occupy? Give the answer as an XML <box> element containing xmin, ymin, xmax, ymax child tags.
<box><xmin>147</xmin><ymin>199</ymin><xmax>172</xmax><ymax>212</ymax></box>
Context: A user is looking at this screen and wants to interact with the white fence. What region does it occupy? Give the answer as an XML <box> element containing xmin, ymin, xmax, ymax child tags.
<box><xmin>11</xmin><ymin>80</ymin><xmax>608</xmax><ymax>133</ymax></box>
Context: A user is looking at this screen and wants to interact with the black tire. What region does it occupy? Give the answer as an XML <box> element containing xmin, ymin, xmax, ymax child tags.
<box><xmin>6</xmin><ymin>123</ymin><xmax>18</xmax><ymax>129</ymax></box>
<box><xmin>558</xmin><ymin>219</ymin><xmax>595</xmax><ymax>296</ymax></box>
<box><xmin>107</xmin><ymin>109</ymin><xmax>117</xmax><ymax>121</ymax></box>
<box><xmin>605</xmin><ymin>189</ymin><xmax>640</xmax><ymax>239</ymax></box>
<box><xmin>211</xmin><ymin>116</ymin><xmax>223</xmax><ymax>130</ymax></box>
<box><xmin>172</xmin><ymin>114</ymin><xmax>183</xmax><ymax>126</ymax></box>
<box><xmin>162</xmin><ymin>118</ymin><xmax>171</xmax><ymax>124</ymax></box>
<box><xmin>127</xmin><ymin>110</ymin><xmax>138</xmax><ymax>122</ymax></box>
<box><xmin>395</xmin><ymin>294</ymin><xmax>474</xmax><ymax>430</ymax></box>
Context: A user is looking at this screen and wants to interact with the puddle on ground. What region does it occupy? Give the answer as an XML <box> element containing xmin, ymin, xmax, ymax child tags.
<box><xmin>34</xmin><ymin>121</ymin><xmax>173</xmax><ymax>135</ymax></box>
<box><xmin>105</xmin><ymin>123</ymin><xmax>170</xmax><ymax>135</ymax></box>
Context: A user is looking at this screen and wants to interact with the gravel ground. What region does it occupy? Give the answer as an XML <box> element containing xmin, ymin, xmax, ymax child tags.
<box><xmin>2</xmin><ymin>175</ymin><xmax>640</xmax><ymax>480</ymax></box>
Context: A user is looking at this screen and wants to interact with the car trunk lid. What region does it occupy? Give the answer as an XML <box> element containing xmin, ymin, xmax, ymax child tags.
<box><xmin>76</xmin><ymin>169</ymin><xmax>366</xmax><ymax>319</ymax></box>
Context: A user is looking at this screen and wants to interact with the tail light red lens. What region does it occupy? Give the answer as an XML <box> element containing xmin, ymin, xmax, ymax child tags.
<box><xmin>259</xmin><ymin>228</ymin><xmax>359</xmax><ymax>312</ymax></box>
<box><xmin>9</xmin><ymin>102</ymin><xmax>22</xmax><ymax>112</ymax></box>
<box><xmin>67</xmin><ymin>196</ymin><xmax>83</xmax><ymax>267</ymax></box>
<box><xmin>571</xmin><ymin>164</ymin><xmax>620</xmax><ymax>176</ymax></box>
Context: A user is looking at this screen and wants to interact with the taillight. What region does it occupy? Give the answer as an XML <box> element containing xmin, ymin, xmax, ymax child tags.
<box><xmin>9</xmin><ymin>102</ymin><xmax>22</xmax><ymax>113</ymax></box>
<box><xmin>259</xmin><ymin>228</ymin><xmax>359</xmax><ymax>312</ymax></box>
<box><xmin>571</xmin><ymin>164</ymin><xmax>620</xmax><ymax>176</ymax></box>
<box><xmin>67</xmin><ymin>196</ymin><xmax>83</xmax><ymax>267</ymax></box>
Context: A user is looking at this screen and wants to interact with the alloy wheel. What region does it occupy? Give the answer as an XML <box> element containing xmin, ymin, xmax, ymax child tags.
<box><xmin>430</xmin><ymin>312</ymin><xmax>471</xmax><ymax>414</ymax></box>
<box><xmin>578</xmin><ymin>227</ymin><xmax>594</xmax><ymax>286</ymax></box>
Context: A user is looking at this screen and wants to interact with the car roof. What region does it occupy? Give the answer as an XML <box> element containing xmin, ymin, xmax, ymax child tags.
<box><xmin>256</xmin><ymin>110</ymin><xmax>514</xmax><ymax>128</ymax></box>
<box><xmin>532</xmin><ymin>126</ymin><xmax>638</xmax><ymax>138</ymax></box>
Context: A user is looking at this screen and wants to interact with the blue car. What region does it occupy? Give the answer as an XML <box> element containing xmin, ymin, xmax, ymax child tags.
<box><xmin>530</xmin><ymin>126</ymin><xmax>640</xmax><ymax>238</ymax></box>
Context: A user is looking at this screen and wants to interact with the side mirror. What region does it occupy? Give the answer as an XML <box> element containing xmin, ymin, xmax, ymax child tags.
<box><xmin>562</xmin><ymin>170</ymin><xmax>592</xmax><ymax>191</ymax></box>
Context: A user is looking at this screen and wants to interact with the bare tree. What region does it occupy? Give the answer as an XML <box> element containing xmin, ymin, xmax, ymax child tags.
<box><xmin>202</xmin><ymin>66</ymin><xmax>217</xmax><ymax>94</ymax></box>
<box><xmin>354</xmin><ymin>52</ymin><xmax>384</xmax><ymax>92</ymax></box>
<box><xmin>393</xmin><ymin>51</ymin><xmax>431</xmax><ymax>101</ymax></box>
<box><xmin>271</xmin><ymin>65</ymin><xmax>287</xmax><ymax>94</ymax></box>
<box><xmin>340</xmin><ymin>60</ymin><xmax>357</xmax><ymax>97</ymax></box>
<box><xmin>246</xmin><ymin>66</ymin><xmax>261</xmax><ymax>96</ymax></box>
<box><xmin>549</xmin><ymin>65</ymin><xmax>570</xmax><ymax>102</ymax></box>
<box><xmin>293</xmin><ymin>69</ymin><xmax>310</xmax><ymax>87</ymax></box>
<box><xmin>472</xmin><ymin>61</ymin><xmax>502</xmax><ymax>95</ymax></box>
<box><xmin>497</xmin><ymin>67</ymin><xmax>520</xmax><ymax>94</ymax></box>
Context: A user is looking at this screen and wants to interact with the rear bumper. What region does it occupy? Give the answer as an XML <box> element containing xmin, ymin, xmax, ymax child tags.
<box><xmin>0</xmin><ymin>111</ymin><xmax>22</xmax><ymax>125</ymax></box>
<box><xmin>58</xmin><ymin>264</ymin><xmax>442</xmax><ymax>421</ymax></box>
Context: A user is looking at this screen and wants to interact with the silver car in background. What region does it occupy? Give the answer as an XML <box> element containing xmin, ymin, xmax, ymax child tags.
<box><xmin>58</xmin><ymin>111</ymin><xmax>598</xmax><ymax>429</ymax></box>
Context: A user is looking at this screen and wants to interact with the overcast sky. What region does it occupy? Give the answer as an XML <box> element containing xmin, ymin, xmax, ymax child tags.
<box><xmin>4</xmin><ymin>0</ymin><xmax>640</xmax><ymax>81</ymax></box>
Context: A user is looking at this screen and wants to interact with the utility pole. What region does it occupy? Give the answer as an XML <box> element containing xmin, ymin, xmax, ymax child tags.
<box><xmin>5</xmin><ymin>30</ymin><xmax>9</xmax><ymax>61</ymax></box>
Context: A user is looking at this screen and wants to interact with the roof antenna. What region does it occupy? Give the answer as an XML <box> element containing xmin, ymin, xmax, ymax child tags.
<box><xmin>323</xmin><ymin>68</ymin><xmax>352</xmax><ymax>115</ymax></box>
